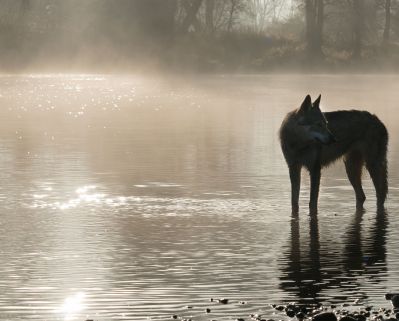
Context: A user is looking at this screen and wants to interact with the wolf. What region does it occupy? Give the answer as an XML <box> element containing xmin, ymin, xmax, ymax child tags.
<box><xmin>279</xmin><ymin>94</ymin><xmax>388</xmax><ymax>214</ymax></box>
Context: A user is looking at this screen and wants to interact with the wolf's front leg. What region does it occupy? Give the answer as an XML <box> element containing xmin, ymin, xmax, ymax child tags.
<box><xmin>309</xmin><ymin>165</ymin><xmax>321</xmax><ymax>214</ymax></box>
<box><xmin>289</xmin><ymin>165</ymin><xmax>301</xmax><ymax>214</ymax></box>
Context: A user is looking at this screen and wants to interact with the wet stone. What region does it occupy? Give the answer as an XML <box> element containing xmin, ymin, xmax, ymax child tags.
<box><xmin>353</xmin><ymin>313</ymin><xmax>367</xmax><ymax>321</ymax></box>
<box><xmin>286</xmin><ymin>309</ymin><xmax>296</xmax><ymax>318</ymax></box>
<box><xmin>312</xmin><ymin>312</ymin><xmax>338</xmax><ymax>321</ymax></box>
<box><xmin>218</xmin><ymin>298</ymin><xmax>229</xmax><ymax>304</ymax></box>
<box><xmin>339</xmin><ymin>316</ymin><xmax>357</xmax><ymax>321</ymax></box>
<box><xmin>386</xmin><ymin>294</ymin><xmax>399</xmax><ymax>301</ymax></box>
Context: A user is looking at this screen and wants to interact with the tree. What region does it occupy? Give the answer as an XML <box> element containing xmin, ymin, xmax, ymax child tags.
<box><xmin>205</xmin><ymin>0</ymin><xmax>215</xmax><ymax>33</ymax></box>
<box><xmin>246</xmin><ymin>0</ymin><xmax>277</xmax><ymax>34</ymax></box>
<box><xmin>383</xmin><ymin>0</ymin><xmax>391</xmax><ymax>45</ymax></box>
<box><xmin>227</xmin><ymin>0</ymin><xmax>238</xmax><ymax>32</ymax></box>
<box><xmin>305</xmin><ymin>0</ymin><xmax>324</xmax><ymax>58</ymax></box>
<box><xmin>352</xmin><ymin>0</ymin><xmax>364</xmax><ymax>59</ymax></box>
<box><xmin>180</xmin><ymin>0</ymin><xmax>203</xmax><ymax>33</ymax></box>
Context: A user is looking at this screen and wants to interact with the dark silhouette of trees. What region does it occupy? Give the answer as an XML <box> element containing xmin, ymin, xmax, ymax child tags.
<box><xmin>227</xmin><ymin>0</ymin><xmax>239</xmax><ymax>32</ymax></box>
<box><xmin>0</xmin><ymin>0</ymin><xmax>399</xmax><ymax>71</ymax></box>
<box><xmin>180</xmin><ymin>0</ymin><xmax>203</xmax><ymax>33</ymax></box>
<box><xmin>205</xmin><ymin>0</ymin><xmax>215</xmax><ymax>33</ymax></box>
<box><xmin>383</xmin><ymin>0</ymin><xmax>391</xmax><ymax>45</ymax></box>
<box><xmin>352</xmin><ymin>0</ymin><xmax>364</xmax><ymax>59</ymax></box>
<box><xmin>305</xmin><ymin>0</ymin><xmax>324</xmax><ymax>58</ymax></box>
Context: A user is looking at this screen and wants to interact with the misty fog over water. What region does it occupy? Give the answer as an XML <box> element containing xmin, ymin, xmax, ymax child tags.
<box><xmin>1</xmin><ymin>0</ymin><xmax>399</xmax><ymax>320</ymax></box>
<box><xmin>1</xmin><ymin>0</ymin><xmax>399</xmax><ymax>72</ymax></box>
<box><xmin>0</xmin><ymin>74</ymin><xmax>398</xmax><ymax>320</ymax></box>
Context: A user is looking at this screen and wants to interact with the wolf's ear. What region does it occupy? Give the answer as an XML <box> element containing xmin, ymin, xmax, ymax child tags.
<box><xmin>313</xmin><ymin>94</ymin><xmax>321</xmax><ymax>109</ymax></box>
<box><xmin>299</xmin><ymin>94</ymin><xmax>312</xmax><ymax>113</ymax></box>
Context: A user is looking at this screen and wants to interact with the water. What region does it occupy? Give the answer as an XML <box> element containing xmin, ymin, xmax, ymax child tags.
<box><xmin>0</xmin><ymin>74</ymin><xmax>398</xmax><ymax>320</ymax></box>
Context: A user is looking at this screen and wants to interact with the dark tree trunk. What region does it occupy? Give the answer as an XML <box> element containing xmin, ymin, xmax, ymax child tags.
<box><xmin>205</xmin><ymin>0</ymin><xmax>215</xmax><ymax>34</ymax></box>
<box><xmin>383</xmin><ymin>0</ymin><xmax>391</xmax><ymax>45</ymax></box>
<box><xmin>181</xmin><ymin>0</ymin><xmax>203</xmax><ymax>33</ymax></box>
<box><xmin>305</xmin><ymin>0</ymin><xmax>324</xmax><ymax>58</ymax></box>
<box><xmin>305</xmin><ymin>0</ymin><xmax>315</xmax><ymax>50</ymax></box>
<box><xmin>353</xmin><ymin>0</ymin><xmax>364</xmax><ymax>59</ymax></box>
<box><xmin>227</xmin><ymin>0</ymin><xmax>238</xmax><ymax>33</ymax></box>
<box><xmin>315</xmin><ymin>0</ymin><xmax>323</xmax><ymax>51</ymax></box>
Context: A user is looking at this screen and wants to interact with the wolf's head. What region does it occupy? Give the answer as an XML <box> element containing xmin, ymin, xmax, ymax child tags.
<box><xmin>295</xmin><ymin>95</ymin><xmax>336</xmax><ymax>145</ymax></box>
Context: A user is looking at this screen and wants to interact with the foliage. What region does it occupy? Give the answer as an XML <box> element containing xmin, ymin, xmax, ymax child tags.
<box><xmin>0</xmin><ymin>0</ymin><xmax>397</xmax><ymax>71</ymax></box>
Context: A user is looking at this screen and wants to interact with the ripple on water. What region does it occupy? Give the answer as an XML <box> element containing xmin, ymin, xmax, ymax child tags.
<box><xmin>0</xmin><ymin>75</ymin><xmax>398</xmax><ymax>320</ymax></box>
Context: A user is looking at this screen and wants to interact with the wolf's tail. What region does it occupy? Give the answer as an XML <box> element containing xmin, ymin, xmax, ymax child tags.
<box><xmin>365</xmin><ymin>115</ymin><xmax>388</xmax><ymax>208</ymax></box>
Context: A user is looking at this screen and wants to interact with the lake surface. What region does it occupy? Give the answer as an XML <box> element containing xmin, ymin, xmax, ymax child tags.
<box><xmin>0</xmin><ymin>74</ymin><xmax>398</xmax><ymax>320</ymax></box>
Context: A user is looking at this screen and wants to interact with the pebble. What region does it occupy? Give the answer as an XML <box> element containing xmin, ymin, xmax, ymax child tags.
<box><xmin>312</xmin><ymin>312</ymin><xmax>338</xmax><ymax>321</ymax></box>
<box><xmin>171</xmin><ymin>297</ymin><xmax>399</xmax><ymax>321</ymax></box>
<box><xmin>354</xmin><ymin>313</ymin><xmax>367</xmax><ymax>321</ymax></box>
<box><xmin>339</xmin><ymin>316</ymin><xmax>357</xmax><ymax>321</ymax></box>
<box><xmin>286</xmin><ymin>309</ymin><xmax>296</xmax><ymax>318</ymax></box>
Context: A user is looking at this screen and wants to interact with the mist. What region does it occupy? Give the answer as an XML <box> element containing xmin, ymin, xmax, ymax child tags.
<box><xmin>1</xmin><ymin>0</ymin><xmax>398</xmax><ymax>73</ymax></box>
<box><xmin>1</xmin><ymin>2</ymin><xmax>399</xmax><ymax>321</ymax></box>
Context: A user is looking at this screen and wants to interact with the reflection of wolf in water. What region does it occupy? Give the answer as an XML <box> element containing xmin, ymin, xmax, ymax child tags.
<box><xmin>279</xmin><ymin>95</ymin><xmax>388</xmax><ymax>214</ymax></box>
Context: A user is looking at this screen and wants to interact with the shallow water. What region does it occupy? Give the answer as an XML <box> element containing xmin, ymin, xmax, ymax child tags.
<box><xmin>0</xmin><ymin>74</ymin><xmax>398</xmax><ymax>320</ymax></box>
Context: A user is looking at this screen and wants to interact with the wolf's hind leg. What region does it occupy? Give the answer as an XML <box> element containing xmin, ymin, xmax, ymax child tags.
<box><xmin>344</xmin><ymin>151</ymin><xmax>366</xmax><ymax>209</ymax></box>
<box><xmin>366</xmin><ymin>159</ymin><xmax>388</xmax><ymax>210</ymax></box>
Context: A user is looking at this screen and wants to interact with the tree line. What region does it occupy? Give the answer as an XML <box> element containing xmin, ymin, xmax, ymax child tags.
<box><xmin>0</xmin><ymin>0</ymin><xmax>398</xmax><ymax>71</ymax></box>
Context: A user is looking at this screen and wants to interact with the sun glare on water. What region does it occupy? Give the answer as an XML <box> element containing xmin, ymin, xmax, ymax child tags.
<box><xmin>57</xmin><ymin>292</ymin><xmax>86</xmax><ymax>320</ymax></box>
